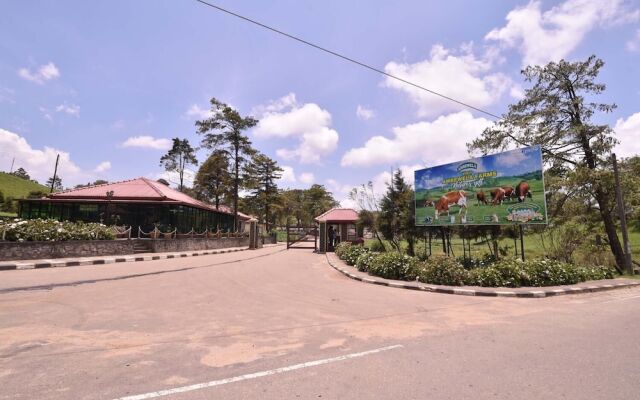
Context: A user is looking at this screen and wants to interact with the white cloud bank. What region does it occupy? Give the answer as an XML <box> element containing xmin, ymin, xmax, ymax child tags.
<box><xmin>185</xmin><ymin>104</ymin><xmax>213</xmax><ymax>120</ymax></box>
<box><xmin>614</xmin><ymin>112</ymin><xmax>640</xmax><ymax>158</ymax></box>
<box><xmin>298</xmin><ymin>172</ymin><xmax>315</xmax><ymax>185</ymax></box>
<box><xmin>17</xmin><ymin>62</ymin><xmax>60</xmax><ymax>84</ymax></box>
<box><xmin>0</xmin><ymin>128</ymin><xmax>90</xmax><ymax>185</ymax></box>
<box><xmin>383</xmin><ymin>44</ymin><xmax>512</xmax><ymax>117</ymax></box>
<box><xmin>253</xmin><ymin>93</ymin><xmax>339</xmax><ymax>164</ymax></box>
<box><xmin>486</xmin><ymin>0</ymin><xmax>639</xmax><ymax>66</ymax></box>
<box><xmin>341</xmin><ymin>110</ymin><xmax>492</xmax><ymax>168</ymax></box>
<box><xmin>94</xmin><ymin>161</ymin><xmax>111</xmax><ymax>173</ymax></box>
<box><xmin>122</xmin><ymin>135</ymin><xmax>172</xmax><ymax>150</ymax></box>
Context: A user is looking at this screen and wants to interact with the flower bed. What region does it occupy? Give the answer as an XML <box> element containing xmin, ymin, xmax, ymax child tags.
<box><xmin>334</xmin><ymin>243</ymin><xmax>616</xmax><ymax>287</ymax></box>
<box><xmin>0</xmin><ymin>219</ymin><xmax>115</xmax><ymax>242</ymax></box>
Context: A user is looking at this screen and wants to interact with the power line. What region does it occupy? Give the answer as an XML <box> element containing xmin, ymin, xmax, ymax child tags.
<box><xmin>193</xmin><ymin>0</ymin><xmax>502</xmax><ymax>120</ymax></box>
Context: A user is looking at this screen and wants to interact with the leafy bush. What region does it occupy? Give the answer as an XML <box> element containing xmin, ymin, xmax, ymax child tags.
<box><xmin>466</xmin><ymin>259</ymin><xmax>525</xmax><ymax>287</ymax></box>
<box><xmin>342</xmin><ymin>245</ymin><xmax>368</xmax><ymax>266</ymax></box>
<box><xmin>367</xmin><ymin>240</ymin><xmax>387</xmax><ymax>252</ymax></box>
<box><xmin>334</xmin><ymin>242</ymin><xmax>352</xmax><ymax>259</ymax></box>
<box><xmin>577</xmin><ymin>265</ymin><xmax>616</xmax><ymax>281</ymax></box>
<box><xmin>417</xmin><ymin>255</ymin><xmax>468</xmax><ymax>286</ymax></box>
<box><xmin>520</xmin><ymin>259</ymin><xmax>581</xmax><ymax>286</ymax></box>
<box><xmin>0</xmin><ymin>218</ymin><xmax>115</xmax><ymax>242</ymax></box>
<box><xmin>355</xmin><ymin>251</ymin><xmax>377</xmax><ymax>272</ymax></box>
<box><xmin>368</xmin><ymin>252</ymin><xmax>419</xmax><ymax>281</ymax></box>
<box><xmin>457</xmin><ymin>253</ymin><xmax>498</xmax><ymax>270</ymax></box>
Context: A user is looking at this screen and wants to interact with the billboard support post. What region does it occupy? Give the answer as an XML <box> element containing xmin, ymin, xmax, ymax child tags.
<box><xmin>519</xmin><ymin>225</ymin><xmax>525</xmax><ymax>262</ymax></box>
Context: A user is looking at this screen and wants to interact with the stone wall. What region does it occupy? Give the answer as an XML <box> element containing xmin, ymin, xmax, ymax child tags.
<box><xmin>0</xmin><ymin>237</ymin><xmax>255</xmax><ymax>261</ymax></box>
<box><xmin>0</xmin><ymin>240</ymin><xmax>135</xmax><ymax>261</ymax></box>
<box><xmin>147</xmin><ymin>237</ymin><xmax>250</xmax><ymax>253</ymax></box>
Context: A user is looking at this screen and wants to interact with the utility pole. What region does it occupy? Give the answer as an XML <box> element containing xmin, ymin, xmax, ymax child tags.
<box><xmin>50</xmin><ymin>154</ymin><xmax>60</xmax><ymax>193</ymax></box>
<box><xmin>612</xmin><ymin>153</ymin><xmax>633</xmax><ymax>274</ymax></box>
<box><xmin>10</xmin><ymin>157</ymin><xmax>15</xmax><ymax>173</ymax></box>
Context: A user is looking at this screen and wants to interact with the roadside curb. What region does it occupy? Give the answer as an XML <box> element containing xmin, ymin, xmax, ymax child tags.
<box><xmin>0</xmin><ymin>247</ymin><xmax>253</xmax><ymax>271</ymax></box>
<box><xmin>325</xmin><ymin>254</ymin><xmax>640</xmax><ymax>298</ymax></box>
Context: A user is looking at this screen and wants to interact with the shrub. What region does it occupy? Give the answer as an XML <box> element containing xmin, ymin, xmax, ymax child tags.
<box><xmin>466</xmin><ymin>259</ymin><xmax>525</xmax><ymax>287</ymax></box>
<box><xmin>367</xmin><ymin>240</ymin><xmax>387</xmax><ymax>253</ymax></box>
<box><xmin>0</xmin><ymin>218</ymin><xmax>115</xmax><ymax>242</ymax></box>
<box><xmin>342</xmin><ymin>245</ymin><xmax>368</xmax><ymax>266</ymax></box>
<box><xmin>457</xmin><ymin>253</ymin><xmax>497</xmax><ymax>270</ymax></box>
<box><xmin>334</xmin><ymin>242</ymin><xmax>352</xmax><ymax>259</ymax></box>
<box><xmin>417</xmin><ymin>255</ymin><xmax>468</xmax><ymax>286</ymax></box>
<box><xmin>368</xmin><ymin>252</ymin><xmax>419</xmax><ymax>281</ymax></box>
<box><xmin>521</xmin><ymin>259</ymin><xmax>581</xmax><ymax>286</ymax></box>
<box><xmin>355</xmin><ymin>251</ymin><xmax>377</xmax><ymax>272</ymax></box>
<box><xmin>577</xmin><ymin>265</ymin><xmax>616</xmax><ymax>281</ymax></box>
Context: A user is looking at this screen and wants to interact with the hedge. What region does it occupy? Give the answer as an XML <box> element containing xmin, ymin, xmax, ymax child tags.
<box><xmin>0</xmin><ymin>218</ymin><xmax>115</xmax><ymax>242</ymax></box>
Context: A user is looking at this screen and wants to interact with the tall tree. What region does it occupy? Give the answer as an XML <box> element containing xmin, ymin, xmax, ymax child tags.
<box><xmin>378</xmin><ymin>169</ymin><xmax>415</xmax><ymax>254</ymax></box>
<box><xmin>11</xmin><ymin>167</ymin><xmax>30</xmax><ymax>180</ymax></box>
<box><xmin>468</xmin><ymin>56</ymin><xmax>626</xmax><ymax>271</ymax></box>
<box><xmin>159</xmin><ymin>138</ymin><xmax>198</xmax><ymax>192</ymax></box>
<box><xmin>46</xmin><ymin>176</ymin><xmax>63</xmax><ymax>191</ymax></box>
<box><xmin>194</xmin><ymin>150</ymin><xmax>233</xmax><ymax>209</ymax></box>
<box><xmin>350</xmin><ymin>182</ymin><xmax>386</xmax><ymax>250</ymax></box>
<box><xmin>305</xmin><ymin>184</ymin><xmax>339</xmax><ymax>222</ymax></box>
<box><xmin>196</xmin><ymin>98</ymin><xmax>258</xmax><ymax>228</ymax></box>
<box><xmin>245</xmin><ymin>153</ymin><xmax>283</xmax><ymax>231</ymax></box>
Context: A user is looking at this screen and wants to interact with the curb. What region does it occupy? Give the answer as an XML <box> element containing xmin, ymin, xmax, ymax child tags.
<box><xmin>0</xmin><ymin>248</ymin><xmax>251</xmax><ymax>271</ymax></box>
<box><xmin>325</xmin><ymin>254</ymin><xmax>640</xmax><ymax>298</ymax></box>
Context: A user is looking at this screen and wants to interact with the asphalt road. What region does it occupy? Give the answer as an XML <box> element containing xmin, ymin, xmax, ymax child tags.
<box><xmin>1</xmin><ymin>245</ymin><xmax>639</xmax><ymax>399</ymax></box>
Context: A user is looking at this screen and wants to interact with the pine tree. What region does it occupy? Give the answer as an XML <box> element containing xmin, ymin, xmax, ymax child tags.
<box><xmin>159</xmin><ymin>138</ymin><xmax>198</xmax><ymax>192</ymax></box>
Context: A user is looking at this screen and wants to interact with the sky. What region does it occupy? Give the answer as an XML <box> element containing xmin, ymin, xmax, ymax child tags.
<box><xmin>1</xmin><ymin>0</ymin><xmax>639</xmax><ymax>208</ymax></box>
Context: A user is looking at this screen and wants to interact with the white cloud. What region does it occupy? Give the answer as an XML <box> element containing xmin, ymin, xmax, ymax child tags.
<box><xmin>17</xmin><ymin>62</ymin><xmax>60</xmax><ymax>84</ymax></box>
<box><xmin>614</xmin><ymin>112</ymin><xmax>640</xmax><ymax>157</ymax></box>
<box><xmin>341</xmin><ymin>110</ymin><xmax>492</xmax><ymax>168</ymax></box>
<box><xmin>486</xmin><ymin>0</ymin><xmax>639</xmax><ymax>67</ymax></box>
<box><xmin>0</xmin><ymin>128</ymin><xmax>90</xmax><ymax>186</ymax></box>
<box><xmin>299</xmin><ymin>172</ymin><xmax>315</xmax><ymax>185</ymax></box>
<box><xmin>185</xmin><ymin>104</ymin><xmax>213</xmax><ymax>120</ymax></box>
<box><xmin>253</xmin><ymin>94</ymin><xmax>339</xmax><ymax>164</ymax></box>
<box><xmin>279</xmin><ymin>165</ymin><xmax>296</xmax><ymax>183</ymax></box>
<box><xmin>627</xmin><ymin>29</ymin><xmax>640</xmax><ymax>52</ymax></box>
<box><xmin>56</xmin><ymin>103</ymin><xmax>80</xmax><ymax>117</ymax></box>
<box><xmin>94</xmin><ymin>161</ymin><xmax>111</xmax><ymax>173</ymax></box>
<box><xmin>122</xmin><ymin>135</ymin><xmax>172</xmax><ymax>150</ymax></box>
<box><xmin>383</xmin><ymin>44</ymin><xmax>512</xmax><ymax>117</ymax></box>
<box><xmin>356</xmin><ymin>105</ymin><xmax>375</xmax><ymax>120</ymax></box>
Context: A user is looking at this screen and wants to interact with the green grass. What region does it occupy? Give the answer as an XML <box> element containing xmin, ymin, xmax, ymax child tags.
<box><xmin>0</xmin><ymin>172</ymin><xmax>49</xmax><ymax>199</ymax></box>
<box><xmin>416</xmin><ymin>178</ymin><xmax>546</xmax><ymax>226</ymax></box>
<box><xmin>0</xmin><ymin>211</ymin><xmax>18</xmax><ymax>217</ymax></box>
<box><xmin>366</xmin><ymin>228</ymin><xmax>640</xmax><ymax>268</ymax></box>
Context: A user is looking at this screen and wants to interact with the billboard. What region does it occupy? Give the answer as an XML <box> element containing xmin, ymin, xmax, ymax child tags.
<box><xmin>414</xmin><ymin>146</ymin><xmax>547</xmax><ymax>226</ymax></box>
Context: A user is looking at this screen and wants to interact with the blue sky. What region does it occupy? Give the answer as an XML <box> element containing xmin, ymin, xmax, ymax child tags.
<box><xmin>1</xmin><ymin>0</ymin><xmax>639</xmax><ymax>207</ymax></box>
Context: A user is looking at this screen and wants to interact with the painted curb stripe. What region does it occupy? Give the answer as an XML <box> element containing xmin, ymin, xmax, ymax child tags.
<box><xmin>325</xmin><ymin>254</ymin><xmax>638</xmax><ymax>298</ymax></box>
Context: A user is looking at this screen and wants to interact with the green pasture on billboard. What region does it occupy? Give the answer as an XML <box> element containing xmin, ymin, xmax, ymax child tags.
<box><xmin>414</xmin><ymin>146</ymin><xmax>547</xmax><ymax>226</ymax></box>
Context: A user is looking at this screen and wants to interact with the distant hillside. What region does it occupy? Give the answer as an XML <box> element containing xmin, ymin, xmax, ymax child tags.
<box><xmin>0</xmin><ymin>172</ymin><xmax>50</xmax><ymax>199</ymax></box>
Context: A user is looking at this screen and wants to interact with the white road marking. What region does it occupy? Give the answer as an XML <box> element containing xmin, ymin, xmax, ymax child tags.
<box><xmin>113</xmin><ymin>344</ymin><xmax>404</xmax><ymax>400</ymax></box>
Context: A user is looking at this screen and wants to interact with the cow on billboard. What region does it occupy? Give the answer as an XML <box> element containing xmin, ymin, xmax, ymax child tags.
<box><xmin>414</xmin><ymin>146</ymin><xmax>547</xmax><ymax>226</ymax></box>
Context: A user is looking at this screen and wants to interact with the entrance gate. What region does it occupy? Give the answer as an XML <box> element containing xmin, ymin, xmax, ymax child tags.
<box><xmin>286</xmin><ymin>225</ymin><xmax>318</xmax><ymax>250</ymax></box>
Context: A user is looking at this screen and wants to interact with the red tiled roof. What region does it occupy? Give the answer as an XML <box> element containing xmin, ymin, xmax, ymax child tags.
<box><xmin>48</xmin><ymin>177</ymin><xmax>251</xmax><ymax>220</ymax></box>
<box><xmin>314</xmin><ymin>208</ymin><xmax>359</xmax><ymax>223</ymax></box>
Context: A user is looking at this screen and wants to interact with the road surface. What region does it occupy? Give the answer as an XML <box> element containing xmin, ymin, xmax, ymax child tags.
<box><xmin>1</xmin><ymin>245</ymin><xmax>639</xmax><ymax>399</ymax></box>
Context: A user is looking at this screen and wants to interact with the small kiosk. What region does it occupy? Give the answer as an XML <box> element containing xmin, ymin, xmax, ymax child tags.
<box><xmin>315</xmin><ymin>208</ymin><xmax>362</xmax><ymax>253</ymax></box>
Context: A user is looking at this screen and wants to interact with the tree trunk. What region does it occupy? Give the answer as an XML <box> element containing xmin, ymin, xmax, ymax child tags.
<box><xmin>595</xmin><ymin>188</ymin><xmax>625</xmax><ymax>273</ymax></box>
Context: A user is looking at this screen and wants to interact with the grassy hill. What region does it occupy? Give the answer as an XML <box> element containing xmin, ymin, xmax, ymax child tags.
<box><xmin>0</xmin><ymin>172</ymin><xmax>49</xmax><ymax>199</ymax></box>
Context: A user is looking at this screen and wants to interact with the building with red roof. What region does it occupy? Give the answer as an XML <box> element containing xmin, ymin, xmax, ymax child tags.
<box><xmin>314</xmin><ymin>208</ymin><xmax>362</xmax><ymax>252</ymax></box>
<box><xmin>18</xmin><ymin>177</ymin><xmax>250</xmax><ymax>232</ymax></box>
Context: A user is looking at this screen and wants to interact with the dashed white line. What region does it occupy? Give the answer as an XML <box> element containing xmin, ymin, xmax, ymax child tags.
<box><xmin>112</xmin><ymin>344</ymin><xmax>404</xmax><ymax>400</ymax></box>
